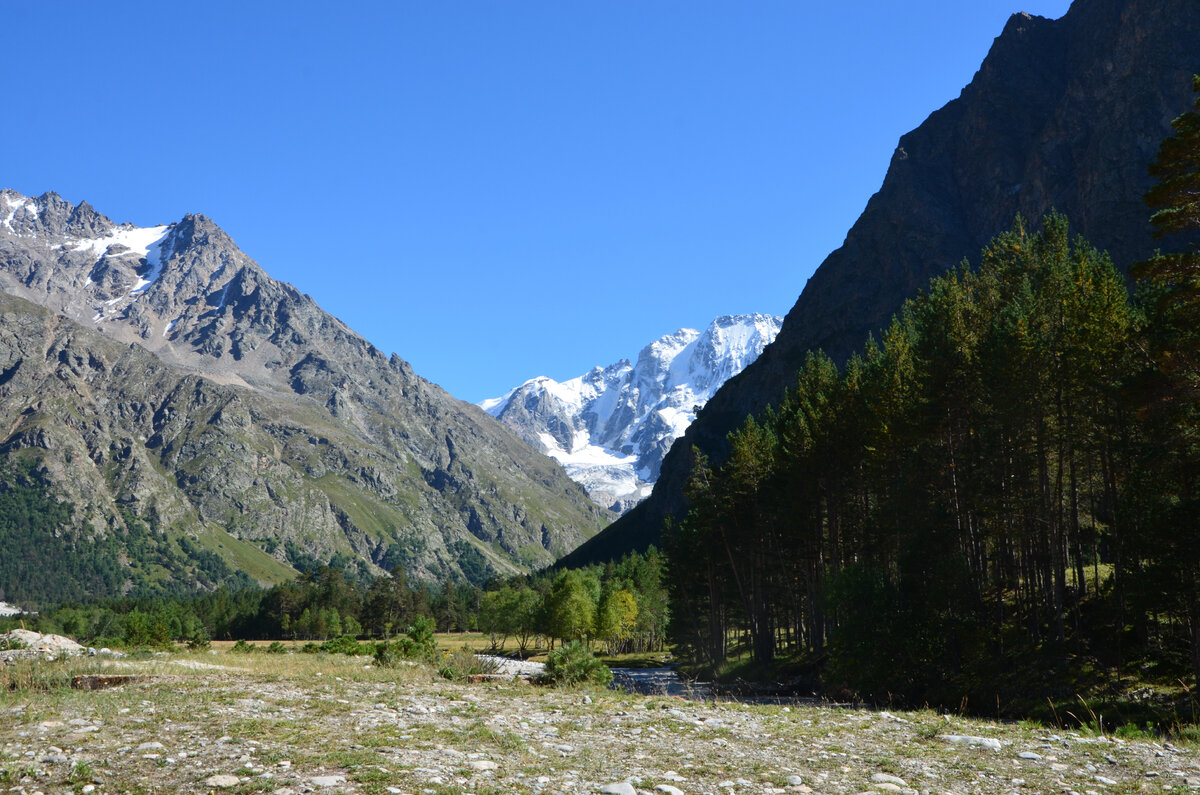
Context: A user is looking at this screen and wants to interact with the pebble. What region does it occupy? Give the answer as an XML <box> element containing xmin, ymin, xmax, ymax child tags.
<box><xmin>469</xmin><ymin>759</ymin><xmax>498</xmax><ymax>771</ymax></box>
<box><xmin>871</xmin><ymin>773</ymin><xmax>907</xmax><ymax>786</ymax></box>
<box><xmin>598</xmin><ymin>783</ymin><xmax>637</xmax><ymax>795</ymax></box>
<box><xmin>137</xmin><ymin>741</ymin><xmax>165</xmax><ymax>751</ymax></box>
<box><xmin>655</xmin><ymin>786</ymin><xmax>685</xmax><ymax>795</ymax></box>
<box><xmin>1018</xmin><ymin>751</ymin><xmax>1043</xmax><ymax>760</ymax></box>
<box><xmin>310</xmin><ymin>774</ymin><xmax>348</xmax><ymax>786</ymax></box>
<box><xmin>939</xmin><ymin>733</ymin><xmax>1003</xmax><ymax>751</ymax></box>
<box><xmin>203</xmin><ymin>774</ymin><xmax>241</xmax><ymax>788</ymax></box>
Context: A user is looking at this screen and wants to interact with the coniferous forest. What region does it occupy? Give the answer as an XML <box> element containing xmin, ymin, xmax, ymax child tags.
<box><xmin>663</xmin><ymin>87</ymin><xmax>1200</xmax><ymax>712</ymax></box>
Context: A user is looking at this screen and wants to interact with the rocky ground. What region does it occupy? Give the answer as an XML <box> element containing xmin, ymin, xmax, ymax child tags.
<box><xmin>2</xmin><ymin>649</ymin><xmax>1199</xmax><ymax>795</ymax></box>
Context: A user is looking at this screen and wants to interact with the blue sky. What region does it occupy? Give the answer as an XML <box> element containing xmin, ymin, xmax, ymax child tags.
<box><xmin>6</xmin><ymin>1</ymin><xmax>1072</xmax><ymax>403</ymax></box>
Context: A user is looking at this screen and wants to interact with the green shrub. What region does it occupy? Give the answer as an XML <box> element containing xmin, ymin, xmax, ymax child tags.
<box><xmin>373</xmin><ymin>616</ymin><xmax>438</xmax><ymax>667</ymax></box>
<box><xmin>319</xmin><ymin>635</ymin><xmax>364</xmax><ymax>656</ymax></box>
<box><xmin>186</xmin><ymin>632</ymin><xmax>211</xmax><ymax>652</ymax></box>
<box><xmin>229</xmin><ymin>639</ymin><xmax>257</xmax><ymax>654</ymax></box>
<box><xmin>1115</xmin><ymin>722</ymin><xmax>1158</xmax><ymax>740</ymax></box>
<box><xmin>265</xmin><ymin>641</ymin><xmax>288</xmax><ymax>655</ymax></box>
<box><xmin>301</xmin><ymin>642</ymin><xmax>321</xmax><ymax>654</ymax></box>
<box><xmin>0</xmin><ymin>635</ymin><xmax>26</xmax><ymax>652</ymax></box>
<box><xmin>542</xmin><ymin>641</ymin><xmax>613</xmax><ymax>687</ymax></box>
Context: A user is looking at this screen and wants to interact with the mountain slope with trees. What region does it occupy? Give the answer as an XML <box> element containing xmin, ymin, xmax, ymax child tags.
<box><xmin>577</xmin><ymin>0</ymin><xmax>1200</xmax><ymax>565</ymax></box>
<box><xmin>0</xmin><ymin>194</ymin><xmax>607</xmax><ymax>605</ymax></box>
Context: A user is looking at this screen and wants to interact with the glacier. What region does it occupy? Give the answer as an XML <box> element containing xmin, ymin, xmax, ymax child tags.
<box><xmin>482</xmin><ymin>313</ymin><xmax>782</xmax><ymax>514</ymax></box>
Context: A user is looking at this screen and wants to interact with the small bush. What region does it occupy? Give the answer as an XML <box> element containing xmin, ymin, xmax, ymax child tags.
<box><xmin>301</xmin><ymin>642</ymin><xmax>321</xmax><ymax>654</ymax></box>
<box><xmin>373</xmin><ymin>616</ymin><xmax>438</xmax><ymax>667</ymax></box>
<box><xmin>0</xmin><ymin>635</ymin><xmax>26</xmax><ymax>652</ymax></box>
<box><xmin>1115</xmin><ymin>722</ymin><xmax>1157</xmax><ymax>740</ymax></box>
<box><xmin>186</xmin><ymin>632</ymin><xmax>211</xmax><ymax>652</ymax></box>
<box><xmin>265</xmin><ymin>641</ymin><xmax>288</xmax><ymax>655</ymax></box>
<box><xmin>542</xmin><ymin>641</ymin><xmax>613</xmax><ymax>688</ymax></box>
<box><xmin>319</xmin><ymin>635</ymin><xmax>365</xmax><ymax>656</ymax></box>
<box><xmin>229</xmin><ymin>639</ymin><xmax>257</xmax><ymax>654</ymax></box>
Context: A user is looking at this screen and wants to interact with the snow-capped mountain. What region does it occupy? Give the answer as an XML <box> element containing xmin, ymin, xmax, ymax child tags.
<box><xmin>482</xmin><ymin>314</ymin><xmax>783</xmax><ymax>514</ymax></box>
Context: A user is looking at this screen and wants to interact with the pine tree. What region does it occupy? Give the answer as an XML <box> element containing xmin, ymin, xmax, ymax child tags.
<box><xmin>1135</xmin><ymin>75</ymin><xmax>1200</xmax><ymax>383</ymax></box>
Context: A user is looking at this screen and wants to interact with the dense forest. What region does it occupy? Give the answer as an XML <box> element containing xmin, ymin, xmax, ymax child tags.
<box><xmin>662</xmin><ymin>83</ymin><xmax>1200</xmax><ymax>714</ymax></box>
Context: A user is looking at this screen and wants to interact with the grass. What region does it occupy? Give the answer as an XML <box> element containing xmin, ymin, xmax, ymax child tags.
<box><xmin>193</xmin><ymin>525</ymin><xmax>296</xmax><ymax>584</ymax></box>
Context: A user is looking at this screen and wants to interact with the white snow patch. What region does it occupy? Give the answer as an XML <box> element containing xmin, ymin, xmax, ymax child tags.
<box><xmin>75</xmin><ymin>224</ymin><xmax>169</xmax><ymax>263</ymax></box>
<box><xmin>163</xmin><ymin>319</ymin><xmax>176</xmax><ymax>337</ymax></box>
<box><xmin>2</xmin><ymin>195</ymin><xmax>29</xmax><ymax>231</ymax></box>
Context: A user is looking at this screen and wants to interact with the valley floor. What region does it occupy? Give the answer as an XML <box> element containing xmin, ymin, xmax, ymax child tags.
<box><xmin>2</xmin><ymin>652</ymin><xmax>1198</xmax><ymax>794</ymax></box>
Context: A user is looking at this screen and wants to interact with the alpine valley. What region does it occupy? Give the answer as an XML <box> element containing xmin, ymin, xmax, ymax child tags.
<box><xmin>481</xmin><ymin>314</ymin><xmax>782</xmax><ymax>515</ymax></box>
<box><xmin>0</xmin><ymin>190</ymin><xmax>608</xmax><ymax>601</ymax></box>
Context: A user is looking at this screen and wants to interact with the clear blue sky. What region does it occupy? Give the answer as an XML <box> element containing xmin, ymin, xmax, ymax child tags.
<box><xmin>5</xmin><ymin>1</ymin><xmax>1072</xmax><ymax>403</ymax></box>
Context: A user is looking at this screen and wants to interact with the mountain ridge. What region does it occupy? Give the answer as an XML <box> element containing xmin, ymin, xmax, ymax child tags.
<box><xmin>0</xmin><ymin>189</ymin><xmax>607</xmax><ymax>597</ymax></box>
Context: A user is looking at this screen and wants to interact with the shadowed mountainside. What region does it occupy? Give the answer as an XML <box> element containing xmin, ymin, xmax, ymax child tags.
<box><xmin>565</xmin><ymin>0</ymin><xmax>1200</xmax><ymax>566</ymax></box>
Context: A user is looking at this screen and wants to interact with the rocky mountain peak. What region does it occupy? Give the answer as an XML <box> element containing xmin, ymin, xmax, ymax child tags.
<box><xmin>0</xmin><ymin>190</ymin><xmax>607</xmax><ymax>590</ymax></box>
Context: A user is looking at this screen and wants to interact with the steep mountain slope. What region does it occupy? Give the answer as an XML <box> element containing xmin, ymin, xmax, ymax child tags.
<box><xmin>566</xmin><ymin>0</ymin><xmax>1200</xmax><ymax>565</ymax></box>
<box><xmin>481</xmin><ymin>314</ymin><xmax>781</xmax><ymax>514</ymax></box>
<box><xmin>0</xmin><ymin>191</ymin><xmax>607</xmax><ymax>594</ymax></box>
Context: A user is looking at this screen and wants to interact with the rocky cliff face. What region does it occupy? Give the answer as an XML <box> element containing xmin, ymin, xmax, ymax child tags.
<box><xmin>567</xmin><ymin>0</ymin><xmax>1200</xmax><ymax>564</ymax></box>
<box><xmin>0</xmin><ymin>192</ymin><xmax>607</xmax><ymax>591</ymax></box>
<box><xmin>482</xmin><ymin>314</ymin><xmax>781</xmax><ymax>514</ymax></box>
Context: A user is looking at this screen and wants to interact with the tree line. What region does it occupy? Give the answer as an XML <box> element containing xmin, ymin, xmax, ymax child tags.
<box><xmin>4</xmin><ymin>547</ymin><xmax>668</xmax><ymax>656</ymax></box>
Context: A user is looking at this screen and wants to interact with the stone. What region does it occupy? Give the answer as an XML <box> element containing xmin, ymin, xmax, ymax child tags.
<box><xmin>871</xmin><ymin>773</ymin><xmax>907</xmax><ymax>786</ymax></box>
<box><xmin>939</xmin><ymin>734</ymin><xmax>1003</xmax><ymax>751</ymax></box>
<box><xmin>469</xmin><ymin>759</ymin><xmax>498</xmax><ymax>771</ymax></box>
<box><xmin>655</xmin><ymin>786</ymin><xmax>685</xmax><ymax>795</ymax></box>
<box><xmin>310</xmin><ymin>775</ymin><xmax>347</xmax><ymax>787</ymax></box>
<box><xmin>597</xmin><ymin>784</ymin><xmax>637</xmax><ymax>795</ymax></box>
<box><xmin>1018</xmin><ymin>751</ymin><xmax>1043</xmax><ymax>760</ymax></box>
<box><xmin>203</xmin><ymin>775</ymin><xmax>240</xmax><ymax>788</ymax></box>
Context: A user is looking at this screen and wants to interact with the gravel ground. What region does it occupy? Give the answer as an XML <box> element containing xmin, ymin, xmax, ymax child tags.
<box><xmin>2</xmin><ymin>652</ymin><xmax>1199</xmax><ymax>794</ymax></box>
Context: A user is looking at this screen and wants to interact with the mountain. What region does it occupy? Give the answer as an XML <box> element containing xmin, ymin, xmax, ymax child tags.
<box><xmin>564</xmin><ymin>0</ymin><xmax>1200</xmax><ymax>566</ymax></box>
<box><xmin>481</xmin><ymin>314</ymin><xmax>782</xmax><ymax>514</ymax></box>
<box><xmin>0</xmin><ymin>190</ymin><xmax>607</xmax><ymax>598</ymax></box>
